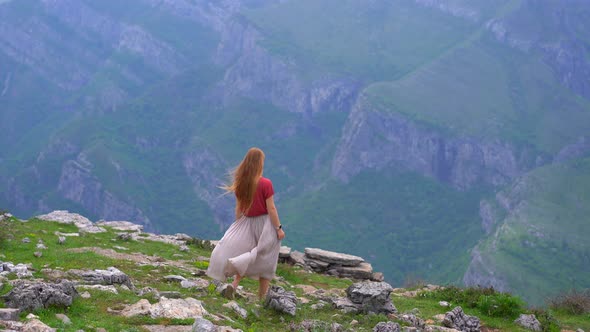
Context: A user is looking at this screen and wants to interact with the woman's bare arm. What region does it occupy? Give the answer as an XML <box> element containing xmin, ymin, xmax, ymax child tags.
<box><xmin>266</xmin><ymin>195</ymin><xmax>285</xmax><ymax>240</ymax></box>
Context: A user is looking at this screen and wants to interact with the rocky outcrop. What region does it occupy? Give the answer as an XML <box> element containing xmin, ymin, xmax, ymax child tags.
<box><xmin>121</xmin><ymin>297</ymin><xmax>207</xmax><ymax>319</ymax></box>
<box><xmin>215</xmin><ymin>17</ymin><xmax>361</xmax><ymax>116</ymax></box>
<box><xmin>333</xmin><ymin>98</ymin><xmax>542</xmax><ymax>190</ymax></box>
<box><xmin>442</xmin><ymin>307</ymin><xmax>481</xmax><ymax>332</ymax></box>
<box><xmin>183</xmin><ymin>148</ymin><xmax>233</xmax><ymax>228</ymax></box>
<box><xmin>3</xmin><ymin>281</ymin><xmax>78</xmax><ymax>312</ymax></box>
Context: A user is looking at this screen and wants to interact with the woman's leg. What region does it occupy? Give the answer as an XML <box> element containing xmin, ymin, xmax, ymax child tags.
<box><xmin>232</xmin><ymin>273</ymin><xmax>242</xmax><ymax>289</ymax></box>
<box><xmin>258</xmin><ymin>277</ymin><xmax>270</xmax><ymax>299</ymax></box>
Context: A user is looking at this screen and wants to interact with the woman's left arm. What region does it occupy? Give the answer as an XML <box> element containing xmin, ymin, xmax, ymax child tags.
<box><xmin>266</xmin><ymin>195</ymin><xmax>285</xmax><ymax>240</ymax></box>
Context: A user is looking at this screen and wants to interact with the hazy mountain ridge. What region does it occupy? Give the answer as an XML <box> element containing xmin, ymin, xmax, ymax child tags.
<box><xmin>0</xmin><ymin>0</ymin><xmax>589</xmax><ymax>304</ymax></box>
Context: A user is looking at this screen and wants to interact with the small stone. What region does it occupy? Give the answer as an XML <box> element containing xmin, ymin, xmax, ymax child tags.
<box><xmin>181</xmin><ymin>278</ymin><xmax>209</xmax><ymax>290</ymax></box>
<box><xmin>117</xmin><ymin>233</ymin><xmax>132</xmax><ymax>241</ymax></box>
<box><xmin>218</xmin><ymin>284</ymin><xmax>235</xmax><ymax>300</ymax></box>
<box><xmin>0</xmin><ymin>308</ymin><xmax>20</xmax><ymax>321</ymax></box>
<box><xmin>164</xmin><ymin>275</ymin><xmax>187</xmax><ymax>283</ymax></box>
<box><xmin>34</xmin><ymin>251</ymin><xmax>43</xmax><ymax>257</ymax></box>
<box><xmin>311</xmin><ymin>301</ymin><xmax>327</xmax><ymax>310</ymax></box>
<box><xmin>80</xmin><ymin>291</ymin><xmax>91</xmax><ymax>299</ymax></box>
<box><xmin>26</xmin><ymin>313</ymin><xmax>39</xmax><ymax>320</ymax></box>
<box><xmin>58</xmin><ymin>236</ymin><xmax>66</xmax><ymax>245</ymax></box>
<box><xmin>371</xmin><ymin>272</ymin><xmax>385</xmax><ymax>282</ymax></box>
<box><xmin>158</xmin><ymin>291</ymin><xmax>182</xmax><ymax>299</ymax></box>
<box><xmin>350</xmin><ymin>319</ymin><xmax>359</xmax><ymax>326</ymax></box>
<box><xmin>439</xmin><ymin>301</ymin><xmax>450</xmax><ymax>307</ymax></box>
<box><xmin>223</xmin><ymin>301</ymin><xmax>247</xmax><ymax>319</ymax></box>
<box><xmin>192</xmin><ymin>317</ymin><xmax>216</xmax><ymax>332</ymax></box>
<box><xmin>56</xmin><ymin>313</ymin><xmax>72</xmax><ymax>325</ymax></box>
<box><xmin>22</xmin><ymin>237</ymin><xmax>31</xmax><ymax>243</ymax></box>
<box><xmin>331</xmin><ymin>322</ymin><xmax>343</xmax><ymax>332</ymax></box>
<box><xmin>373</xmin><ymin>321</ymin><xmax>400</xmax><ymax>332</ymax></box>
<box><xmin>96</xmin><ymin>328</ymin><xmax>107</xmax><ymax>332</ymax></box>
<box><xmin>179</xmin><ymin>245</ymin><xmax>190</xmax><ymax>252</ymax></box>
<box><xmin>120</xmin><ymin>284</ymin><xmax>130</xmax><ymax>291</ymax></box>
<box><xmin>23</xmin><ymin>318</ymin><xmax>56</xmax><ymax>332</ymax></box>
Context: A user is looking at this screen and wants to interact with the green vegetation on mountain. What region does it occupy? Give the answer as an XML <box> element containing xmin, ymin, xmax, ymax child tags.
<box><xmin>472</xmin><ymin>157</ymin><xmax>590</xmax><ymax>305</ymax></box>
<box><xmin>281</xmin><ymin>169</ymin><xmax>486</xmax><ymax>286</ymax></box>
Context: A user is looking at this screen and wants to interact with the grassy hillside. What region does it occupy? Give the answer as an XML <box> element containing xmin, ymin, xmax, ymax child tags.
<box><xmin>0</xmin><ymin>215</ymin><xmax>588</xmax><ymax>331</ymax></box>
<box><xmin>365</xmin><ymin>36</ymin><xmax>590</xmax><ymax>154</ymax></box>
<box><xmin>243</xmin><ymin>0</ymin><xmax>479</xmax><ymax>81</ymax></box>
<box><xmin>472</xmin><ymin>157</ymin><xmax>590</xmax><ymax>305</ymax></box>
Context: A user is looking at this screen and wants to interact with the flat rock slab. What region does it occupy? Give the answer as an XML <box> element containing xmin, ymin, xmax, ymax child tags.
<box><xmin>96</xmin><ymin>220</ymin><xmax>143</xmax><ymax>232</ymax></box>
<box><xmin>142</xmin><ymin>326</ymin><xmax>192</xmax><ymax>332</ymax></box>
<box><xmin>304</xmin><ymin>248</ymin><xmax>364</xmax><ymax>266</ymax></box>
<box><xmin>122</xmin><ymin>297</ymin><xmax>207</xmax><ymax>320</ymax></box>
<box><xmin>37</xmin><ymin>210</ymin><xmax>106</xmax><ymax>233</ymax></box>
<box><xmin>69</xmin><ymin>266</ymin><xmax>133</xmax><ymax>289</ymax></box>
<box><xmin>331</xmin><ymin>262</ymin><xmax>373</xmax><ymax>279</ymax></box>
<box><xmin>279</xmin><ymin>246</ymin><xmax>291</xmax><ymax>258</ymax></box>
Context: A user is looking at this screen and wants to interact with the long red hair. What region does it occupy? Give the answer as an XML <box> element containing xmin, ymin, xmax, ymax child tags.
<box><xmin>223</xmin><ymin>147</ymin><xmax>265</xmax><ymax>215</ymax></box>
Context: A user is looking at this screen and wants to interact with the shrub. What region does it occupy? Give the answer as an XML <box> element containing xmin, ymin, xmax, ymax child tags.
<box><xmin>531</xmin><ymin>308</ymin><xmax>561</xmax><ymax>332</ymax></box>
<box><xmin>476</xmin><ymin>292</ymin><xmax>525</xmax><ymax>318</ymax></box>
<box><xmin>186</xmin><ymin>237</ymin><xmax>215</xmax><ymax>251</ymax></box>
<box><xmin>425</xmin><ymin>285</ymin><xmax>497</xmax><ymax>308</ymax></box>
<box><xmin>548</xmin><ymin>289</ymin><xmax>590</xmax><ymax>315</ymax></box>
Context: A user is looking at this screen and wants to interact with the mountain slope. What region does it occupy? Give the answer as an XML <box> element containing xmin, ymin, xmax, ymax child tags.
<box><xmin>464</xmin><ymin>157</ymin><xmax>590</xmax><ymax>305</ymax></box>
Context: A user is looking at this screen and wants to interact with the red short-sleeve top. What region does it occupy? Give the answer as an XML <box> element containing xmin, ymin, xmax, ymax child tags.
<box><xmin>244</xmin><ymin>177</ymin><xmax>274</xmax><ymax>217</ymax></box>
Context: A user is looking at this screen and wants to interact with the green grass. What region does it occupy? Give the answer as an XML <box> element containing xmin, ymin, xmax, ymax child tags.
<box><xmin>1</xmin><ymin>217</ymin><xmax>589</xmax><ymax>331</ymax></box>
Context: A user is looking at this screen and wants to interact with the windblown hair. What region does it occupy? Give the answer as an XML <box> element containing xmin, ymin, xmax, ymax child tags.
<box><xmin>223</xmin><ymin>147</ymin><xmax>265</xmax><ymax>215</ymax></box>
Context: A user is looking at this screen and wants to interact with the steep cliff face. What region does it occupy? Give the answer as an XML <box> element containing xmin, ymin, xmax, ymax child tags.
<box><xmin>332</xmin><ymin>97</ymin><xmax>542</xmax><ymax>190</ymax></box>
<box><xmin>56</xmin><ymin>155</ymin><xmax>152</xmax><ymax>230</ymax></box>
<box><xmin>183</xmin><ymin>148</ymin><xmax>233</xmax><ymax>228</ymax></box>
<box><xmin>216</xmin><ymin>18</ymin><xmax>361</xmax><ymax>116</ymax></box>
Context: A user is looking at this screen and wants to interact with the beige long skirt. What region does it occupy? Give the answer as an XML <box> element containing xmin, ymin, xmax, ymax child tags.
<box><xmin>206</xmin><ymin>214</ymin><xmax>281</xmax><ymax>281</ymax></box>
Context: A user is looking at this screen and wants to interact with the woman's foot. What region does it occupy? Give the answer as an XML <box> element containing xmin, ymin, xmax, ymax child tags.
<box><xmin>232</xmin><ymin>274</ymin><xmax>242</xmax><ymax>289</ymax></box>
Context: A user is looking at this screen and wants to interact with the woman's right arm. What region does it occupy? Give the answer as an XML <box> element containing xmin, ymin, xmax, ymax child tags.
<box><xmin>266</xmin><ymin>195</ymin><xmax>285</xmax><ymax>240</ymax></box>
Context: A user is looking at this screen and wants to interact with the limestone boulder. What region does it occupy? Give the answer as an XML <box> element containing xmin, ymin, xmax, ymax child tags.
<box><xmin>265</xmin><ymin>285</ymin><xmax>297</xmax><ymax>316</ymax></box>
<box><xmin>346</xmin><ymin>281</ymin><xmax>397</xmax><ymax>314</ymax></box>
<box><xmin>3</xmin><ymin>281</ymin><xmax>78</xmax><ymax>312</ymax></box>
<box><xmin>442</xmin><ymin>307</ymin><xmax>481</xmax><ymax>332</ymax></box>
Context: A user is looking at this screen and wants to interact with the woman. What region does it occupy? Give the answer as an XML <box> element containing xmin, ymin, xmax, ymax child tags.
<box><xmin>207</xmin><ymin>147</ymin><xmax>286</xmax><ymax>299</ymax></box>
